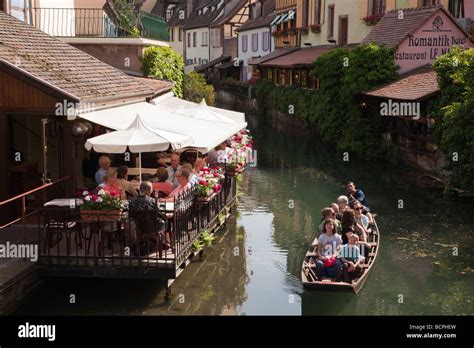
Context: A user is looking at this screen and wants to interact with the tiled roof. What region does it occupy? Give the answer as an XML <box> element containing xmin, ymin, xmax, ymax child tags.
<box><xmin>364</xmin><ymin>65</ymin><xmax>439</xmax><ymax>100</ymax></box>
<box><xmin>361</xmin><ymin>5</ymin><xmax>446</xmax><ymax>49</ymax></box>
<box><xmin>237</xmin><ymin>0</ymin><xmax>275</xmax><ymax>32</ymax></box>
<box><xmin>167</xmin><ymin>5</ymin><xmax>188</xmax><ymax>27</ymax></box>
<box><xmin>132</xmin><ymin>77</ymin><xmax>173</xmax><ymax>95</ymax></box>
<box><xmin>183</xmin><ymin>0</ymin><xmax>223</xmax><ymax>30</ymax></box>
<box><xmin>0</xmin><ymin>11</ymin><xmax>155</xmax><ymax>103</ymax></box>
<box><xmin>210</xmin><ymin>0</ymin><xmax>248</xmax><ymax>27</ymax></box>
<box><xmin>259</xmin><ymin>46</ymin><xmax>332</xmax><ymax>67</ymax></box>
<box><xmin>249</xmin><ymin>47</ymin><xmax>298</xmax><ymax>65</ymax></box>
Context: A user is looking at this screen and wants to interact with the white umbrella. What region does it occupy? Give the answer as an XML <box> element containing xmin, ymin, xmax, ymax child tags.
<box><xmin>172</xmin><ymin>99</ymin><xmax>236</xmax><ymax>123</ymax></box>
<box><xmin>85</xmin><ymin>114</ymin><xmax>193</xmax><ymax>182</ymax></box>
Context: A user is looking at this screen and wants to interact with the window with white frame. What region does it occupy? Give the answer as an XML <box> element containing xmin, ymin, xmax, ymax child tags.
<box><xmin>262</xmin><ymin>31</ymin><xmax>269</xmax><ymax>51</ymax></box>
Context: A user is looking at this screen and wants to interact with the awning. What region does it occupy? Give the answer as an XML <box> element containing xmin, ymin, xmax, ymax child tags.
<box><xmin>260</xmin><ymin>46</ymin><xmax>331</xmax><ymax>68</ymax></box>
<box><xmin>150</xmin><ymin>92</ymin><xmax>246</xmax><ymax>123</ymax></box>
<box><xmin>194</xmin><ymin>55</ymin><xmax>231</xmax><ymax>73</ymax></box>
<box><xmin>217</xmin><ymin>59</ymin><xmax>243</xmax><ymax>69</ymax></box>
<box><xmin>78</xmin><ymin>102</ymin><xmax>246</xmax><ymax>153</ymax></box>
<box><xmin>271</xmin><ymin>9</ymin><xmax>295</xmax><ymax>25</ymax></box>
<box><xmin>270</xmin><ymin>15</ymin><xmax>281</xmax><ymax>26</ymax></box>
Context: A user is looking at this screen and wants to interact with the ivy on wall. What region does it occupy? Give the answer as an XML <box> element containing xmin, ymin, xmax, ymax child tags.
<box><xmin>256</xmin><ymin>43</ymin><xmax>399</xmax><ymax>160</ymax></box>
<box><xmin>142</xmin><ymin>46</ymin><xmax>184</xmax><ymax>97</ymax></box>
<box><xmin>432</xmin><ymin>47</ymin><xmax>474</xmax><ymax>191</ymax></box>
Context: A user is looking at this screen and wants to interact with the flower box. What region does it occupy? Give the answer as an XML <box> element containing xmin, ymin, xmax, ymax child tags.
<box><xmin>80</xmin><ymin>209</ymin><xmax>123</xmax><ymax>221</ymax></box>
<box><xmin>362</xmin><ymin>14</ymin><xmax>383</xmax><ymax>25</ymax></box>
<box><xmin>309</xmin><ymin>24</ymin><xmax>321</xmax><ymax>33</ymax></box>
<box><xmin>196</xmin><ymin>192</ymin><xmax>217</xmax><ymax>203</ymax></box>
<box><xmin>298</xmin><ymin>26</ymin><xmax>309</xmax><ymax>34</ymax></box>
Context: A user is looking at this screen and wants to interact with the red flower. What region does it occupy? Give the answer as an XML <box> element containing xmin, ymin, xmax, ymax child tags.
<box><xmin>199</xmin><ymin>180</ymin><xmax>208</xmax><ymax>186</ymax></box>
<box><xmin>215</xmin><ymin>166</ymin><xmax>221</xmax><ymax>171</ymax></box>
<box><xmin>91</xmin><ymin>194</ymin><xmax>98</xmax><ymax>201</ymax></box>
<box><xmin>214</xmin><ymin>173</ymin><xmax>220</xmax><ymax>178</ymax></box>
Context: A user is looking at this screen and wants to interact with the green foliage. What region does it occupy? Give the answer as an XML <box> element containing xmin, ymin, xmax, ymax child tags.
<box><xmin>191</xmin><ymin>229</ymin><xmax>215</xmax><ymax>253</ymax></box>
<box><xmin>112</xmin><ymin>0</ymin><xmax>140</xmax><ymax>36</ymax></box>
<box><xmin>142</xmin><ymin>46</ymin><xmax>184</xmax><ymax>97</ymax></box>
<box><xmin>183</xmin><ymin>72</ymin><xmax>215</xmax><ymax>105</ymax></box>
<box><xmin>432</xmin><ymin>47</ymin><xmax>474</xmax><ymax>190</ymax></box>
<box><xmin>256</xmin><ymin>43</ymin><xmax>399</xmax><ymax>160</ymax></box>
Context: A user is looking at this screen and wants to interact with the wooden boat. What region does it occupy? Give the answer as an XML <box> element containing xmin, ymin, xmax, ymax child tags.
<box><xmin>301</xmin><ymin>218</ymin><xmax>380</xmax><ymax>294</ymax></box>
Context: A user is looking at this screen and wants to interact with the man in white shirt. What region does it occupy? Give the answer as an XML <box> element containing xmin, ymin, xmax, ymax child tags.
<box><xmin>167</xmin><ymin>153</ymin><xmax>181</xmax><ymax>188</ymax></box>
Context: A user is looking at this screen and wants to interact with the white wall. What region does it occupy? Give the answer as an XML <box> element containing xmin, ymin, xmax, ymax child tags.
<box><xmin>169</xmin><ymin>26</ymin><xmax>184</xmax><ymax>56</ymax></box>
<box><xmin>184</xmin><ymin>27</ymin><xmax>211</xmax><ymax>72</ymax></box>
<box><xmin>238</xmin><ymin>27</ymin><xmax>274</xmax><ymax>80</ymax></box>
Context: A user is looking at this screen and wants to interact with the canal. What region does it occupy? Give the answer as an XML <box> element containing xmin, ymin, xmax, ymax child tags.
<box><xmin>15</xmin><ymin>112</ymin><xmax>474</xmax><ymax>315</ymax></box>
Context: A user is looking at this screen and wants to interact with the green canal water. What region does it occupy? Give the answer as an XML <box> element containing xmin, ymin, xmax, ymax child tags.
<box><xmin>15</xmin><ymin>113</ymin><xmax>474</xmax><ymax>315</ymax></box>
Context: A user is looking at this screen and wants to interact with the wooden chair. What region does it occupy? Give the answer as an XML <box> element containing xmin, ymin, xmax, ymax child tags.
<box><xmin>132</xmin><ymin>209</ymin><xmax>167</xmax><ymax>258</ymax></box>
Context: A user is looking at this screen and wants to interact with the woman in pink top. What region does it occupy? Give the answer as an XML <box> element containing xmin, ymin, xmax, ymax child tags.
<box><xmin>152</xmin><ymin>167</ymin><xmax>174</xmax><ymax>197</ymax></box>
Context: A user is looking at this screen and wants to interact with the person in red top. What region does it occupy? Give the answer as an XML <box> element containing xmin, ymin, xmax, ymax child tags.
<box><xmin>152</xmin><ymin>167</ymin><xmax>174</xmax><ymax>198</ymax></box>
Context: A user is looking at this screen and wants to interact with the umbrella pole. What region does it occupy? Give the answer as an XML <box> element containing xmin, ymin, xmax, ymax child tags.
<box><xmin>139</xmin><ymin>152</ymin><xmax>142</xmax><ymax>184</ymax></box>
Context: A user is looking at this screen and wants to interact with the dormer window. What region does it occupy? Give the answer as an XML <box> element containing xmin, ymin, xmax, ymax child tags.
<box><xmin>198</xmin><ymin>9</ymin><xmax>202</xmax><ymax>15</ymax></box>
<box><xmin>211</xmin><ymin>5</ymin><xmax>216</xmax><ymax>11</ymax></box>
<box><xmin>203</xmin><ymin>6</ymin><xmax>208</xmax><ymax>14</ymax></box>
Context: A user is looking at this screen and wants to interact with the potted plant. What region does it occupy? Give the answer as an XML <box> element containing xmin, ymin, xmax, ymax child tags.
<box><xmin>272</xmin><ymin>29</ymin><xmax>281</xmax><ymax>37</ymax></box>
<box><xmin>288</xmin><ymin>27</ymin><xmax>297</xmax><ymax>35</ymax></box>
<box><xmin>195</xmin><ymin>167</ymin><xmax>224</xmax><ymax>202</ymax></box>
<box><xmin>80</xmin><ymin>188</ymin><xmax>125</xmax><ymax>221</ymax></box>
<box><xmin>309</xmin><ymin>24</ymin><xmax>321</xmax><ymax>33</ymax></box>
<box><xmin>299</xmin><ymin>26</ymin><xmax>309</xmax><ymax>34</ymax></box>
<box><xmin>362</xmin><ymin>14</ymin><xmax>383</xmax><ymax>25</ymax></box>
<box><xmin>281</xmin><ymin>28</ymin><xmax>288</xmax><ymax>37</ymax></box>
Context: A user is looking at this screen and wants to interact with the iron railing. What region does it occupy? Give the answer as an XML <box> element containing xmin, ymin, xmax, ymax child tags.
<box><xmin>34</xmin><ymin>174</ymin><xmax>237</xmax><ymax>279</ymax></box>
<box><xmin>30</xmin><ymin>8</ymin><xmax>169</xmax><ymax>41</ymax></box>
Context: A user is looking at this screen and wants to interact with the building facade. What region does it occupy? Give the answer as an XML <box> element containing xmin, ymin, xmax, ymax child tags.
<box><xmin>236</xmin><ymin>0</ymin><xmax>276</xmax><ymax>80</ymax></box>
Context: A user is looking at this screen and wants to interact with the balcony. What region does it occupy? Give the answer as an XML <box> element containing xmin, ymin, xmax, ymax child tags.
<box><xmin>30</xmin><ymin>8</ymin><xmax>169</xmax><ymax>41</ymax></box>
<box><xmin>275</xmin><ymin>0</ymin><xmax>298</xmax><ymax>11</ymax></box>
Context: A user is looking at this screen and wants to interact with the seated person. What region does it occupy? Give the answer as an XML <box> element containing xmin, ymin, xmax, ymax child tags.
<box><xmin>167</xmin><ymin>153</ymin><xmax>181</xmax><ymax>188</ymax></box>
<box><xmin>152</xmin><ymin>167</ymin><xmax>174</xmax><ymax>197</ymax></box>
<box><xmin>161</xmin><ymin>169</ymin><xmax>192</xmax><ymax>201</ymax></box>
<box><xmin>318</xmin><ymin>207</ymin><xmax>342</xmax><ymax>234</ymax></box>
<box><xmin>128</xmin><ymin>182</ymin><xmax>166</xmax><ymax>253</ymax></box>
<box><xmin>116</xmin><ymin>165</ymin><xmax>138</xmax><ymax>198</ymax></box>
<box><xmin>95</xmin><ymin>155</ymin><xmax>111</xmax><ymax>184</ymax></box>
<box><xmin>336</xmin><ymin>195</ymin><xmax>349</xmax><ymax>221</ymax></box>
<box><xmin>194</xmin><ymin>158</ymin><xmax>207</xmax><ymax>173</ymax></box>
<box><xmin>347</xmin><ymin>181</ymin><xmax>368</xmax><ymax>208</ymax></box>
<box><xmin>338</xmin><ymin>234</ymin><xmax>364</xmax><ymax>283</ymax></box>
<box><xmin>206</xmin><ymin>142</ymin><xmax>227</xmax><ymax>167</ymax></box>
<box><xmin>181</xmin><ymin>163</ymin><xmax>198</xmax><ymax>186</ymax></box>
<box><xmin>352</xmin><ymin>201</ymin><xmax>371</xmax><ymax>233</ymax></box>
<box><xmin>315</xmin><ymin>218</ymin><xmax>343</xmax><ymax>282</ymax></box>
<box><xmin>98</xmin><ymin>169</ymin><xmax>124</xmax><ymax>198</ymax></box>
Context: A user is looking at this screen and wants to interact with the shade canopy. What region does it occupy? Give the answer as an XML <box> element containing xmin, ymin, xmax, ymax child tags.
<box><xmin>79</xmin><ymin>102</ymin><xmax>247</xmax><ymax>153</ymax></box>
<box><xmin>150</xmin><ymin>92</ymin><xmax>246</xmax><ymax>123</ymax></box>
<box><xmin>158</xmin><ymin>98</ymin><xmax>236</xmax><ymax>123</ymax></box>
<box><xmin>84</xmin><ymin>114</ymin><xmax>193</xmax><ymax>153</ymax></box>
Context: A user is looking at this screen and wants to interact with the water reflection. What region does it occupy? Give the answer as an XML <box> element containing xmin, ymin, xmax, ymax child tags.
<box><xmin>14</xmin><ymin>111</ymin><xmax>474</xmax><ymax>316</ymax></box>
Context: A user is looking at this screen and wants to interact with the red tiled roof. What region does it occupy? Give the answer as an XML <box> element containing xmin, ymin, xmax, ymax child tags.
<box><xmin>0</xmin><ymin>11</ymin><xmax>155</xmax><ymax>103</ymax></box>
<box><xmin>361</xmin><ymin>5</ymin><xmax>455</xmax><ymax>49</ymax></box>
<box><xmin>259</xmin><ymin>46</ymin><xmax>332</xmax><ymax>67</ymax></box>
<box><xmin>364</xmin><ymin>65</ymin><xmax>439</xmax><ymax>100</ymax></box>
<box><xmin>249</xmin><ymin>47</ymin><xmax>298</xmax><ymax>65</ymax></box>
